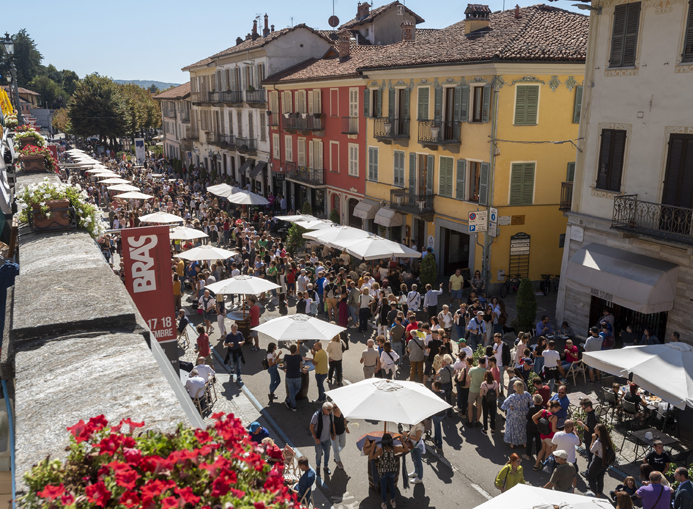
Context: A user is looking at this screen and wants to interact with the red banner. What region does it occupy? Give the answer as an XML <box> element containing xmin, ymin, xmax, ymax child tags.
<box><xmin>121</xmin><ymin>226</ymin><xmax>176</xmax><ymax>345</ymax></box>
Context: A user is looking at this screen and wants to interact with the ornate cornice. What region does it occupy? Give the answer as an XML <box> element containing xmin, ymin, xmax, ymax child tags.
<box><xmin>511</xmin><ymin>76</ymin><xmax>546</xmax><ymax>85</ymax></box>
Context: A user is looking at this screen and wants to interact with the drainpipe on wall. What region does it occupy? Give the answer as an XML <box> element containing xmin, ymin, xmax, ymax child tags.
<box><xmin>482</xmin><ymin>80</ymin><xmax>501</xmax><ymax>292</ymax></box>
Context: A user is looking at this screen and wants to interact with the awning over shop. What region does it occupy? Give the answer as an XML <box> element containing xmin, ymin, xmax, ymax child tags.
<box><xmin>374</xmin><ymin>207</ymin><xmax>404</xmax><ymax>228</ymax></box>
<box><xmin>238</xmin><ymin>159</ymin><xmax>254</xmax><ymax>175</ymax></box>
<box><xmin>353</xmin><ymin>199</ymin><xmax>379</xmax><ymax>220</ymax></box>
<box><xmin>564</xmin><ymin>243</ymin><xmax>679</xmax><ymax>314</ymax></box>
<box><xmin>250</xmin><ymin>161</ymin><xmax>267</xmax><ymax>179</ymax></box>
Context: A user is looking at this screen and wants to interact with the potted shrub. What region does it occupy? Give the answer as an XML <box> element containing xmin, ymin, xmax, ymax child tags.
<box><xmin>14</xmin><ymin>125</ymin><xmax>46</xmax><ymax>149</ymax></box>
<box><xmin>5</xmin><ymin>112</ymin><xmax>17</xmax><ymax>128</ymax></box>
<box><xmin>17</xmin><ymin>178</ymin><xmax>105</xmax><ymax>237</ymax></box>
<box><xmin>20</xmin><ymin>413</ymin><xmax>298</xmax><ymax>509</ymax></box>
<box><xmin>18</xmin><ymin>145</ymin><xmax>59</xmax><ymax>173</ymax></box>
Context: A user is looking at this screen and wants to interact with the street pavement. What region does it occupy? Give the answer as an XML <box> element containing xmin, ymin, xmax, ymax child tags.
<box><xmin>182</xmin><ymin>289</ymin><xmax>625</xmax><ymax>509</ymax></box>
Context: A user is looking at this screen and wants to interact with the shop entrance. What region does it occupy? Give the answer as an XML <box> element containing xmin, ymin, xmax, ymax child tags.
<box><xmin>441</xmin><ymin>227</ymin><xmax>470</xmax><ymax>274</ymax></box>
<box><xmin>589</xmin><ymin>296</ymin><xmax>668</xmax><ymax>344</ymax></box>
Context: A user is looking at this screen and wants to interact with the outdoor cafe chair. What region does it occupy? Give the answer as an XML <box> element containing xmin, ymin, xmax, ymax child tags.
<box><xmin>601</xmin><ymin>387</ymin><xmax>620</xmax><ymax>424</ymax></box>
<box><xmin>566</xmin><ymin>361</ymin><xmax>587</xmax><ymax>386</ymax></box>
<box><xmin>178</xmin><ymin>328</ymin><xmax>189</xmax><ymax>350</ymax></box>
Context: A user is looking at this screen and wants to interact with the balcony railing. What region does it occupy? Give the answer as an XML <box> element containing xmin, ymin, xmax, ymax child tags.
<box><xmin>190</xmin><ymin>91</ymin><xmax>211</xmax><ymax>104</ymax></box>
<box><xmin>179</xmin><ymin>111</ymin><xmax>190</xmax><ymax>123</ymax></box>
<box><xmin>559</xmin><ymin>182</ymin><xmax>573</xmax><ymax>211</ymax></box>
<box><xmin>612</xmin><ymin>195</ymin><xmax>693</xmax><ymax>245</ymax></box>
<box><xmin>342</xmin><ymin>116</ymin><xmax>359</xmax><ymax>134</ymax></box>
<box><xmin>235</xmin><ymin>137</ymin><xmax>257</xmax><ymax>153</ymax></box>
<box><xmin>209</xmin><ymin>133</ymin><xmax>235</xmax><ymax>149</ymax></box>
<box><xmin>374</xmin><ymin>117</ymin><xmax>410</xmax><ymax>139</ymax></box>
<box><xmin>268</xmin><ymin>112</ymin><xmax>279</xmax><ymax>127</ymax></box>
<box><xmin>283</xmin><ymin>113</ymin><xmax>324</xmax><ymax>131</ymax></box>
<box><xmin>389</xmin><ymin>188</ymin><xmax>435</xmax><ymax>216</ymax></box>
<box><xmin>418</xmin><ymin>120</ymin><xmax>460</xmax><ymax>145</ymax></box>
<box><xmin>285</xmin><ymin>161</ymin><xmax>325</xmax><ymax>186</ymax></box>
<box><xmin>181</xmin><ymin>126</ymin><xmax>198</xmax><ymax>140</ymax></box>
<box><xmin>209</xmin><ymin>91</ymin><xmax>243</xmax><ymax>104</ymax></box>
<box><xmin>163</xmin><ymin>109</ymin><xmax>176</xmax><ymax>118</ymax></box>
<box><xmin>245</xmin><ymin>89</ymin><xmax>266</xmax><ymax>105</ymax></box>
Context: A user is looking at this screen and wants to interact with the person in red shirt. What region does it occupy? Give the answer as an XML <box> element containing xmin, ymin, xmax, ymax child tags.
<box><xmin>195</xmin><ymin>324</ymin><xmax>212</xmax><ymax>366</ymax></box>
<box><xmin>404</xmin><ymin>313</ymin><xmax>420</xmax><ymax>345</ymax></box>
<box><xmin>532</xmin><ymin>377</ymin><xmax>551</xmax><ymax>408</ymax></box>
<box><xmin>561</xmin><ymin>339</ymin><xmax>579</xmax><ymax>375</ymax></box>
<box><xmin>249</xmin><ymin>296</ymin><xmax>260</xmax><ymax>351</ymax></box>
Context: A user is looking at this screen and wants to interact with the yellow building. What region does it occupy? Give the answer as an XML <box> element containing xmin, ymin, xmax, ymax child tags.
<box><xmin>360</xmin><ymin>4</ymin><xmax>588</xmax><ymax>290</ymax></box>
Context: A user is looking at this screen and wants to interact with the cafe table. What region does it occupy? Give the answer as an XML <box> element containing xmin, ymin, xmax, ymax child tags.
<box><xmin>628</xmin><ymin>427</ymin><xmax>679</xmax><ymax>460</ymax></box>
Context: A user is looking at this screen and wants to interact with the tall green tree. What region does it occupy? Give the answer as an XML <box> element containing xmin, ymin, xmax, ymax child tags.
<box><xmin>0</xmin><ymin>29</ymin><xmax>43</xmax><ymax>87</ymax></box>
<box><xmin>68</xmin><ymin>74</ymin><xmax>127</xmax><ymax>141</ymax></box>
<box><xmin>61</xmin><ymin>70</ymin><xmax>79</xmax><ymax>95</ymax></box>
<box><xmin>28</xmin><ymin>75</ymin><xmax>69</xmax><ymax>108</ymax></box>
<box><xmin>515</xmin><ymin>278</ymin><xmax>538</xmax><ymax>333</ymax></box>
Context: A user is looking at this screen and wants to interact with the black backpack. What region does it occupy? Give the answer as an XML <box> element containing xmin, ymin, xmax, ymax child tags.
<box><xmin>537</xmin><ymin>412</ymin><xmax>551</xmax><ymax>435</ymax></box>
<box><xmin>485</xmin><ymin>383</ymin><xmax>497</xmax><ymax>404</ymax></box>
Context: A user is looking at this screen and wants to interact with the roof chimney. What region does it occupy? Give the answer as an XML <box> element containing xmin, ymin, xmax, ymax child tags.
<box><xmin>401</xmin><ymin>21</ymin><xmax>414</xmax><ymax>42</ymax></box>
<box><xmin>464</xmin><ymin>4</ymin><xmax>491</xmax><ymax>35</ymax></box>
<box><xmin>263</xmin><ymin>14</ymin><xmax>270</xmax><ymax>37</ymax></box>
<box><xmin>514</xmin><ymin>4</ymin><xmax>521</xmax><ymax>18</ymax></box>
<box><xmin>236</xmin><ymin>36</ymin><xmax>244</xmax><ymax>45</ymax></box>
<box><xmin>252</xmin><ymin>20</ymin><xmax>260</xmax><ymax>40</ymax></box>
<box><xmin>246</xmin><ymin>33</ymin><xmax>252</xmax><ymax>41</ymax></box>
<box><xmin>271</xmin><ymin>24</ymin><xmax>275</xmax><ymax>32</ymax></box>
<box><xmin>338</xmin><ymin>29</ymin><xmax>351</xmax><ymax>61</ymax></box>
<box><xmin>357</xmin><ymin>2</ymin><xmax>371</xmax><ymax>20</ymax></box>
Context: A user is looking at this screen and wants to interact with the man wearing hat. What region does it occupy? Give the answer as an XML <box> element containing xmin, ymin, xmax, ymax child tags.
<box><xmin>543</xmin><ymin>449</ymin><xmax>576</xmax><ymax>492</ymax></box>
<box><xmin>458</xmin><ymin>338</ymin><xmax>473</xmax><ymax>359</ymax></box>
<box><xmin>248</xmin><ymin>422</ymin><xmax>270</xmax><ymax>444</ymax></box>
<box><xmin>467</xmin><ymin>310</ymin><xmax>486</xmax><ymax>351</ymax></box>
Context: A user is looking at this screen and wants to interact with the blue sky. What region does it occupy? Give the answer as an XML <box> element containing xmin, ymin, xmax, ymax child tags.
<box><xmin>3</xmin><ymin>0</ymin><xmax>581</xmax><ymax>85</ymax></box>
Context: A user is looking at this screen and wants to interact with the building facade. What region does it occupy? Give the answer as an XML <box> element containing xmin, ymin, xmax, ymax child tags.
<box><xmin>154</xmin><ymin>82</ymin><xmax>192</xmax><ymax>164</ymax></box>
<box><xmin>360</xmin><ymin>5</ymin><xmax>588</xmax><ymax>282</ymax></box>
<box><xmin>556</xmin><ymin>0</ymin><xmax>693</xmax><ymax>340</ymax></box>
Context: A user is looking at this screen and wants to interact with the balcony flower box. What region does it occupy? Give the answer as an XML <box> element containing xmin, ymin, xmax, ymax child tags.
<box><xmin>14</xmin><ymin>124</ymin><xmax>46</xmax><ymax>148</ymax></box>
<box><xmin>20</xmin><ymin>153</ymin><xmax>46</xmax><ymax>172</ymax></box>
<box><xmin>19</xmin><ymin>145</ymin><xmax>58</xmax><ymax>173</ymax></box>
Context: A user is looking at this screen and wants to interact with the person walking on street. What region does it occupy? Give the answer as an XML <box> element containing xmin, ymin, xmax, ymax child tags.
<box><xmin>588</xmin><ymin>423</ymin><xmax>616</xmax><ymax>498</ymax></box>
<box><xmin>525</xmin><ymin>393</ymin><xmax>545</xmax><ymax>461</ymax></box>
<box><xmin>423</xmin><ymin>283</ymin><xmax>444</xmax><ymax>320</ymax></box>
<box><xmin>307</xmin><ymin>341</ymin><xmax>328</xmax><ymax>402</ymax></box>
<box><xmin>331</xmin><ymin>404</ymin><xmax>350</xmax><ymax>471</ymax></box>
<box><xmin>372</xmin><ymin>433</ymin><xmax>409</xmax><ymax>509</ymax></box>
<box><xmin>199</xmin><ymin>289</ymin><xmax>215</xmax><ymax>334</ymax></box>
<box><xmin>348</xmin><ymin>281</ymin><xmax>360</xmax><ymax>329</ymax></box>
<box><xmin>361</xmin><ymin>339</ymin><xmax>380</xmax><ymax>379</ymax></box>
<box><xmin>407</xmin><ymin>284</ymin><xmax>421</xmax><ymax>317</ymax></box>
<box><xmin>266</xmin><ymin>342</ymin><xmax>282</xmax><ymax>401</ymax></box>
<box><xmin>495</xmin><ymin>454</ymin><xmax>525</xmax><ymax>493</ymax></box>
<box><xmin>358</xmin><ymin>288</ymin><xmax>373</xmax><ymax>333</ymax></box>
<box><xmin>380</xmin><ymin>341</ymin><xmax>400</xmax><ymax>380</ymax></box>
<box><xmin>408</xmin><ymin>329</ymin><xmax>426</xmax><ymax>383</ymax></box>
<box><xmin>544</xmin><ymin>449</ymin><xmax>577</xmax><ymax>493</ymax></box>
<box><xmin>326</xmin><ymin>334</ymin><xmax>345</xmax><ymax>385</ymax></box>
<box><xmin>310</xmin><ymin>402</ymin><xmax>336</xmax><ymax>476</ymax></box>
<box><xmin>248</xmin><ymin>296</ymin><xmax>261</xmax><ymax>351</ymax></box>
<box><xmin>449</xmin><ymin>268</ymin><xmax>465</xmax><ymax>309</ymax></box>
<box><xmin>575</xmin><ymin>398</ymin><xmax>600</xmax><ymax>469</ymax></box>
<box><xmin>467</xmin><ymin>356</ymin><xmax>487</xmax><ymax>428</ymax></box>
<box><xmin>283</xmin><ymin>344</ymin><xmax>302</xmax><ymax>411</ymax></box>
<box><xmin>467</xmin><ymin>310</ymin><xmax>486</xmax><ymax>352</ymax></box>
<box><xmin>224</xmin><ymin>323</ymin><xmax>245</xmax><ymax>384</ymax></box>
<box><xmin>673</xmin><ymin>467</ymin><xmax>693</xmax><ymax>509</ymax></box>
<box><xmin>480</xmin><ymin>370</ymin><xmax>499</xmax><ymax>433</ymax></box>
<box><xmin>637</xmin><ymin>471</ymin><xmax>671</xmax><ymax>509</ymax></box>
<box><xmin>390</xmin><ymin>316</ymin><xmax>406</xmax><ymax>362</ymax></box>
<box><xmin>431</xmin><ymin>381</ymin><xmax>447</xmax><ymax>451</ymax></box>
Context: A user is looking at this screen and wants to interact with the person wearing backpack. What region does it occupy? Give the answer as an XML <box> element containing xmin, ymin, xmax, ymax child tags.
<box><xmin>372</xmin><ymin>433</ymin><xmax>409</xmax><ymax>509</ymax></box>
<box><xmin>436</xmin><ymin>355</ymin><xmax>455</xmax><ymax>417</ymax></box>
<box><xmin>480</xmin><ymin>370</ymin><xmax>499</xmax><ymax>433</ymax></box>
<box><xmin>431</xmin><ymin>381</ymin><xmax>448</xmax><ymax>451</ymax></box>
<box><xmin>532</xmin><ymin>400</ymin><xmax>560</xmax><ymax>471</ymax></box>
<box><xmin>588</xmin><ymin>423</ymin><xmax>616</xmax><ymax>498</ymax></box>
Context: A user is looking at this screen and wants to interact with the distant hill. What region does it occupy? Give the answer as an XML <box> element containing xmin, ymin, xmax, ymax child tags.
<box><xmin>114</xmin><ymin>80</ymin><xmax>181</xmax><ymax>91</ymax></box>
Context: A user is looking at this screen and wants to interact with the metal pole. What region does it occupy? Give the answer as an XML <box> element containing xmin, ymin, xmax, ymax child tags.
<box><xmin>10</xmin><ymin>59</ymin><xmax>23</xmax><ymax>126</ymax></box>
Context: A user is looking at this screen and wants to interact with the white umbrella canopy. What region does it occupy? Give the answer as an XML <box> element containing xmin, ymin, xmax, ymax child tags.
<box><xmin>174</xmin><ymin>246</ymin><xmax>238</xmax><ymax>261</ymax></box>
<box><xmin>107</xmin><ymin>184</ymin><xmax>140</xmax><ymax>192</ymax></box>
<box><xmin>226</xmin><ymin>191</ymin><xmax>270</xmax><ymax>206</ymax></box>
<box><xmin>115</xmin><ymin>192</ymin><xmax>154</xmax><ymax>200</ymax></box>
<box><xmin>303</xmin><ymin>225</ymin><xmax>370</xmax><ymax>247</ymax></box>
<box><xmin>207</xmin><ymin>275</ymin><xmax>280</xmax><ymax>296</ymax></box>
<box><xmin>99</xmin><ymin>178</ymin><xmax>131</xmax><ymax>184</ymax></box>
<box><xmin>207</xmin><ymin>183</ymin><xmax>242</xmax><ymax>198</ymax></box>
<box><xmin>473</xmin><ymin>483</ymin><xmax>612</xmax><ymax>509</ymax></box>
<box><xmin>332</xmin><ymin>235</ymin><xmax>422</xmax><ymax>261</ymax></box>
<box><xmin>275</xmin><ymin>214</ymin><xmax>317</xmax><ymax>222</ymax></box>
<box><xmin>294</xmin><ymin>219</ymin><xmax>333</xmax><ymax>230</ymax></box>
<box><xmin>169</xmin><ymin>226</ymin><xmax>209</xmax><ymax>241</ymax></box>
<box><xmin>582</xmin><ymin>343</ymin><xmax>693</xmax><ymax>409</ymax></box>
<box><xmin>139</xmin><ymin>211</ymin><xmax>185</xmax><ymax>224</ymax></box>
<box><xmin>252</xmin><ymin>314</ymin><xmax>346</xmax><ymax>342</ymax></box>
<box><xmin>325</xmin><ymin>378</ymin><xmax>451</xmax><ymax>425</ymax></box>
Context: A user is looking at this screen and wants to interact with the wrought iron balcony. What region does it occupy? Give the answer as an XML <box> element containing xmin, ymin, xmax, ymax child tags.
<box><xmin>283</xmin><ymin>113</ymin><xmax>324</xmax><ymax>132</ymax></box>
<box><xmin>245</xmin><ymin>89</ymin><xmax>266</xmax><ymax>105</ymax></box>
<box><xmin>374</xmin><ymin>117</ymin><xmax>410</xmax><ymax>140</ymax></box>
<box><xmin>612</xmin><ymin>194</ymin><xmax>693</xmax><ymax>245</ymax></box>
<box><xmin>181</xmin><ymin>126</ymin><xmax>198</xmax><ymax>141</ymax></box>
<box><xmin>418</xmin><ymin>120</ymin><xmax>460</xmax><ymax>145</ymax></box>
<box><xmin>559</xmin><ymin>182</ymin><xmax>573</xmax><ymax>211</ymax></box>
<box><xmin>285</xmin><ymin>161</ymin><xmax>325</xmax><ymax>186</ymax></box>
<box><xmin>390</xmin><ymin>188</ymin><xmax>435</xmax><ymax>218</ymax></box>
<box><xmin>209</xmin><ymin>91</ymin><xmax>243</xmax><ymax>105</ymax></box>
<box><xmin>190</xmin><ymin>92</ymin><xmax>211</xmax><ymax>104</ymax></box>
<box><xmin>235</xmin><ymin>137</ymin><xmax>257</xmax><ymax>154</ymax></box>
<box><xmin>208</xmin><ymin>133</ymin><xmax>235</xmax><ymax>149</ymax></box>
<box><xmin>342</xmin><ymin>116</ymin><xmax>359</xmax><ymax>134</ymax></box>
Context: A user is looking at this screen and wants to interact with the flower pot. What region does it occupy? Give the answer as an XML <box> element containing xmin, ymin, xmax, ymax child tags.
<box><xmin>430</xmin><ymin>126</ymin><xmax>440</xmax><ymax>139</ymax></box>
<box><xmin>384</xmin><ymin>123</ymin><xmax>392</xmax><ymax>135</ymax></box>
<box><xmin>19</xmin><ymin>138</ymin><xmax>37</xmax><ymax>149</ymax></box>
<box><xmin>30</xmin><ymin>199</ymin><xmax>74</xmax><ymax>230</ymax></box>
<box><xmin>20</xmin><ymin>153</ymin><xmax>46</xmax><ymax>172</ymax></box>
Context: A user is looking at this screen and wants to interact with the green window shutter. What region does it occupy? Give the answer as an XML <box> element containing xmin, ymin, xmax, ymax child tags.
<box><xmin>454</xmin><ymin>85</ymin><xmax>463</xmax><ymax>123</ymax></box>
<box><xmin>515</xmin><ymin>85</ymin><xmax>538</xmax><ymax>125</ymax></box>
<box><xmin>426</xmin><ymin>155</ymin><xmax>435</xmax><ymax>194</ymax></box>
<box><xmin>409</xmin><ymin>153</ymin><xmax>416</xmax><ymax>196</ymax></box>
<box><xmin>417</xmin><ymin>88</ymin><xmax>429</xmax><ymax>120</ymax></box>
<box><xmin>566</xmin><ymin>162</ymin><xmax>576</xmax><ymax>182</ymax></box>
<box><xmin>368</xmin><ymin>147</ymin><xmax>378</xmax><ymax>181</ymax></box>
<box><xmin>526</xmin><ymin>86</ymin><xmax>539</xmax><ymax>125</ymax></box>
<box><xmin>434</xmin><ymin>86</ymin><xmax>443</xmax><ymax>123</ymax></box>
<box><xmin>460</xmin><ymin>85</ymin><xmax>469</xmax><ymax>123</ymax></box>
<box><xmin>394</xmin><ymin>151</ymin><xmax>405</xmax><ymax>187</ymax></box>
<box><xmin>515</xmin><ymin>86</ymin><xmax>528</xmax><ymax>125</ymax></box>
<box><xmin>363</xmin><ymin>89</ymin><xmax>370</xmax><ymax>117</ymax></box>
<box><xmin>573</xmin><ymin>86</ymin><xmax>583</xmax><ymax>124</ymax></box>
<box><xmin>522</xmin><ymin>163</ymin><xmax>535</xmax><ymax>205</ymax></box>
<box><xmin>403</xmin><ymin>88</ymin><xmax>410</xmax><ymax>119</ymax></box>
<box><xmin>388</xmin><ymin>87</ymin><xmax>395</xmax><ymax>119</ymax></box>
<box><xmin>510</xmin><ymin>164</ymin><xmax>524</xmax><ymax>205</ymax></box>
<box><xmin>456</xmin><ymin>159</ymin><xmax>466</xmax><ymax>200</ymax></box>
<box><xmin>478</xmin><ymin>162</ymin><xmax>490</xmax><ymax>206</ymax></box>
<box><xmin>376</xmin><ymin>89</ymin><xmax>382</xmax><ymax>117</ymax></box>
<box><xmin>482</xmin><ymin>84</ymin><xmax>491</xmax><ymax>123</ymax></box>
<box><xmin>439</xmin><ymin>157</ymin><xmax>452</xmax><ymax>197</ymax></box>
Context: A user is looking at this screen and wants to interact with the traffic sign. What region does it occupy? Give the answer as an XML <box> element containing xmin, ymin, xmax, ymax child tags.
<box><xmin>489</xmin><ymin>222</ymin><xmax>498</xmax><ymax>238</ymax></box>
<box><xmin>489</xmin><ymin>207</ymin><xmax>498</xmax><ymax>224</ymax></box>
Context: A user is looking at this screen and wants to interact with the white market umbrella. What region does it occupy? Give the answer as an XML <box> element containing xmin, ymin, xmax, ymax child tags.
<box><xmin>582</xmin><ymin>343</ymin><xmax>693</xmax><ymax>409</ymax></box>
<box><xmin>325</xmin><ymin>378</ymin><xmax>451</xmax><ymax>426</ymax></box>
<box><xmin>207</xmin><ymin>183</ymin><xmax>242</xmax><ymax>198</ymax></box>
<box><xmin>294</xmin><ymin>219</ymin><xmax>333</xmax><ymax>230</ymax></box>
<box><xmin>303</xmin><ymin>225</ymin><xmax>370</xmax><ymax>247</ymax></box>
<box><xmin>473</xmin><ymin>483</ymin><xmax>612</xmax><ymax>509</ymax></box>
<box><xmin>252</xmin><ymin>314</ymin><xmax>346</xmax><ymax>342</ymax></box>
<box><xmin>169</xmin><ymin>226</ymin><xmax>209</xmax><ymax>241</ymax></box>
<box><xmin>99</xmin><ymin>178</ymin><xmax>131</xmax><ymax>184</ymax></box>
<box><xmin>275</xmin><ymin>214</ymin><xmax>317</xmax><ymax>222</ymax></box>
<box><xmin>115</xmin><ymin>192</ymin><xmax>154</xmax><ymax>200</ymax></box>
<box><xmin>333</xmin><ymin>235</ymin><xmax>422</xmax><ymax>261</ymax></box>
<box><xmin>175</xmin><ymin>246</ymin><xmax>238</xmax><ymax>261</ymax></box>
<box><xmin>107</xmin><ymin>184</ymin><xmax>140</xmax><ymax>192</ymax></box>
<box><xmin>226</xmin><ymin>190</ymin><xmax>269</xmax><ymax>206</ymax></box>
<box><xmin>207</xmin><ymin>275</ymin><xmax>280</xmax><ymax>295</ymax></box>
<box><xmin>139</xmin><ymin>211</ymin><xmax>185</xmax><ymax>224</ymax></box>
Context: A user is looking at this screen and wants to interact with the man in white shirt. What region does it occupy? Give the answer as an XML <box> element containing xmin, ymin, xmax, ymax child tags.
<box><xmin>542</xmin><ymin>340</ymin><xmax>562</xmax><ymax>391</ymax></box>
<box><xmin>195</xmin><ymin>357</ymin><xmax>215</xmax><ymax>382</ymax></box>
<box><xmin>551</xmin><ymin>420</ymin><xmax>581</xmax><ymax>469</ymax></box>
<box><xmin>185</xmin><ymin>369</ymin><xmax>206</xmax><ymax>399</ymax></box>
<box><xmin>423</xmin><ymin>283</ymin><xmax>444</xmax><ymax>319</ymax></box>
<box><xmin>406</xmin><ymin>284</ymin><xmax>421</xmax><ymax>313</ymax></box>
<box><xmin>458</xmin><ymin>338</ymin><xmax>473</xmax><ymax>359</ymax></box>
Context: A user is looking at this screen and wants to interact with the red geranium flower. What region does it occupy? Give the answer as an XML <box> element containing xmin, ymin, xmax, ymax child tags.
<box><xmin>254</xmin><ymin>503</ymin><xmax>266</xmax><ymax>509</ymax></box>
<box><xmin>161</xmin><ymin>496</ymin><xmax>179</xmax><ymax>509</ymax></box>
<box><xmin>174</xmin><ymin>486</ymin><xmax>200</xmax><ymax>506</ymax></box>
<box><xmin>115</xmin><ymin>467</ymin><xmax>140</xmax><ymax>490</ymax></box>
<box><xmin>120</xmin><ymin>490</ymin><xmax>141</xmax><ymax>508</ymax></box>
<box><xmin>211</xmin><ymin>477</ymin><xmax>231</xmax><ymax>497</ymax></box>
<box><xmin>120</xmin><ymin>417</ymin><xmax>145</xmax><ymax>433</ymax></box>
<box><xmin>85</xmin><ymin>481</ymin><xmax>111</xmax><ymax>508</ymax></box>
<box><xmin>37</xmin><ymin>484</ymin><xmax>65</xmax><ymax>500</ymax></box>
<box><xmin>60</xmin><ymin>493</ymin><xmax>75</xmax><ymax>505</ymax></box>
<box><xmin>230</xmin><ymin>488</ymin><xmax>246</xmax><ymax>499</ymax></box>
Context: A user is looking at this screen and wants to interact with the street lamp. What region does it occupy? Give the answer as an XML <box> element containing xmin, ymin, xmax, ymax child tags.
<box><xmin>2</xmin><ymin>32</ymin><xmax>23</xmax><ymax>126</ymax></box>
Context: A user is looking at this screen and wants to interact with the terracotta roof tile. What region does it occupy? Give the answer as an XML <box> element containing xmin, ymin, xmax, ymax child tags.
<box><xmin>3</xmin><ymin>86</ymin><xmax>39</xmax><ymax>96</ymax></box>
<box><xmin>339</xmin><ymin>1</ymin><xmax>425</xmax><ymax>29</ymax></box>
<box><xmin>153</xmin><ymin>82</ymin><xmax>191</xmax><ymax>100</ymax></box>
